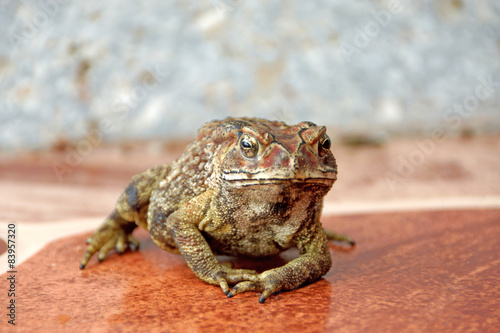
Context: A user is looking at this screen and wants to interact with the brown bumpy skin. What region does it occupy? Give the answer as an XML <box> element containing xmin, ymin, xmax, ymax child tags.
<box><xmin>80</xmin><ymin>117</ymin><xmax>354</xmax><ymax>303</ymax></box>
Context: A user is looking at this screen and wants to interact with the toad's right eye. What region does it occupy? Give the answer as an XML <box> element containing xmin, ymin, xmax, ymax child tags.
<box><xmin>239</xmin><ymin>134</ymin><xmax>259</xmax><ymax>159</ymax></box>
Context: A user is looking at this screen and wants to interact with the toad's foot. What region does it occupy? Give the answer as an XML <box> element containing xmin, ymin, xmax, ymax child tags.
<box><xmin>324</xmin><ymin>228</ymin><xmax>356</xmax><ymax>246</ymax></box>
<box><xmin>210</xmin><ymin>265</ymin><xmax>259</xmax><ymax>296</ymax></box>
<box><xmin>228</xmin><ymin>270</ymin><xmax>287</xmax><ymax>303</ymax></box>
<box><xmin>79</xmin><ymin>212</ymin><xmax>138</xmax><ymax>269</ymax></box>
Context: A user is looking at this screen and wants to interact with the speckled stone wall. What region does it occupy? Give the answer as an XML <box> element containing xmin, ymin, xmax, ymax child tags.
<box><xmin>1</xmin><ymin>0</ymin><xmax>499</xmax><ymax>150</ymax></box>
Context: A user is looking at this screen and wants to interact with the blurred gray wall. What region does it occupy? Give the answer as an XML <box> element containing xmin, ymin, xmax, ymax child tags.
<box><xmin>1</xmin><ymin>0</ymin><xmax>499</xmax><ymax>150</ymax></box>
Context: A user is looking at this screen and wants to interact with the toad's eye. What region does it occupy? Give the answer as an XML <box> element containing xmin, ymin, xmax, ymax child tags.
<box><xmin>239</xmin><ymin>134</ymin><xmax>259</xmax><ymax>158</ymax></box>
<box><xmin>318</xmin><ymin>134</ymin><xmax>331</xmax><ymax>157</ymax></box>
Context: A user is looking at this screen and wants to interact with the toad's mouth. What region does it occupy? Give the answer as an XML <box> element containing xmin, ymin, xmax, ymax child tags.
<box><xmin>221</xmin><ymin>176</ymin><xmax>336</xmax><ymax>187</ymax></box>
<box><xmin>222</xmin><ymin>169</ymin><xmax>336</xmax><ymax>183</ymax></box>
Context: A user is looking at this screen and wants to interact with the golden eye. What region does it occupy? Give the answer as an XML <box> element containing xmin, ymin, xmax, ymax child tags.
<box><xmin>239</xmin><ymin>134</ymin><xmax>259</xmax><ymax>158</ymax></box>
<box><xmin>318</xmin><ymin>134</ymin><xmax>331</xmax><ymax>157</ymax></box>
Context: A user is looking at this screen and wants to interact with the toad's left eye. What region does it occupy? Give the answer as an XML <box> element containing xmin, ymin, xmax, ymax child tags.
<box><xmin>240</xmin><ymin>134</ymin><xmax>259</xmax><ymax>158</ymax></box>
<box><xmin>318</xmin><ymin>135</ymin><xmax>331</xmax><ymax>157</ymax></box>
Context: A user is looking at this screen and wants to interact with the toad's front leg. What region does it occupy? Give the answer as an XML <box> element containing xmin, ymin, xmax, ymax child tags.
<box><xmin>229</xmin><ymin>222</ymin><xmax>332</xmax><ymax>303</ymax></box>
<box><xmin>80</xmin><ymin>210</ymin><xmax>139</xmax><ymax>269</ymax></box>
<box><xmin>151</xmin><ymin>201</ymin><xmax>259</xmax><ymax>296</ymax></box>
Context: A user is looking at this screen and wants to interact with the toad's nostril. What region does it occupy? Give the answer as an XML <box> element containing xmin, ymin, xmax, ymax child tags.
<box><xmin>295</xmin><ymin>156</ymin><xmax>307</xmax><ymax>169</ymax></box>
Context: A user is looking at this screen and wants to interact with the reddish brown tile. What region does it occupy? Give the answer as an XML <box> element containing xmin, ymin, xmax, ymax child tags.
<box><xmin>0</xmin><ymin>238</ymin><xmax>6</xmax><ymax>256</ymax></box>
<box><xmin>2</xmin><ymin>210</ymin><xmax>499</xmax><ymax>332</ymax></box>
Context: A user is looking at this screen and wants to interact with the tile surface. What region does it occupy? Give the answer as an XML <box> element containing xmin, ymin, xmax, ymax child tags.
<box><xmin>2</xmin><ymin>210</ymin><xmax>499</xmax><ymax>332</ymax></box>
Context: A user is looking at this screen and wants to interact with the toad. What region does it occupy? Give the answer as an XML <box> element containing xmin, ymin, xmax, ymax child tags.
<box><xmin>80</xmin><ymin>117</ymin><xmax>354</xmax><ymax>303</ymax></box>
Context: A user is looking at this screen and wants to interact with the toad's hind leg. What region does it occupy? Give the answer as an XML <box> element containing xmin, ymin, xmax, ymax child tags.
<box><xmin>323</xmin><ymin>228</ymin><xmax>356</xmax><ymax>246</ymax></box>
<box><xmin>80</xmin><ymin>165</ymin><xmax>171</xmax><ymax>269</ymax></box>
